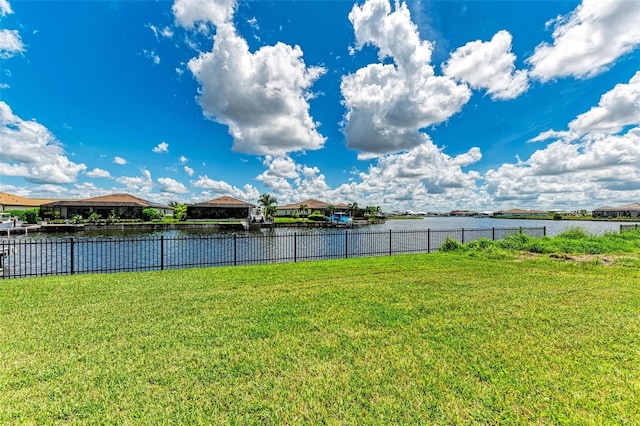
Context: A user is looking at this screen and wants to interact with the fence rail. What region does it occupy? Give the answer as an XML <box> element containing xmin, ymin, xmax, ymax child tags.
<box><xmin>620</xmin><ymin>224</ymin><xmax>640</xmax><ymax>232</ymax></box>
<box><xmin>0</xmin><ymin>227</ymin><xmax>546</xmax><ymax>279</ymax></box>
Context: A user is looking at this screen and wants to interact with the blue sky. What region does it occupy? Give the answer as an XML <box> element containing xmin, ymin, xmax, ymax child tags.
<box><xmin>1</xmin><ymin>0</ymin><xmax>639</xmax><ymax>212</ymax></box>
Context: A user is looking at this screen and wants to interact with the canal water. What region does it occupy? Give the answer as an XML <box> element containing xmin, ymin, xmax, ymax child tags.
<box><xmin>367</xmin><ymin>216</ymin><xmax>631</xmax><ymax>236</ymax></box>
<box><xmin>1</xmin><ymin>217</ymin><xmax>634</xmax><ymax>278</ymax></box>
<box><xmin>4</xmin><ymin>216</ymin><xmax>633</xmax><ymax>241</ymax></box>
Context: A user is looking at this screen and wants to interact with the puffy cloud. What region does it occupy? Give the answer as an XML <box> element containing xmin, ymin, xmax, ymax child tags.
<box><xmin>152</xmin><ymin>141</ymin><xmax>169</xmax><ymax>153</ymax></box>
<box><xmin>442</xmin><ymin>30</ymin><xmax>528</xmax><ymax>100</ymax></box>
<box><xmin>191</xmin><ymin>175</ymin><xmax>259</xmax><ymax>201</ymax></box>
<box><xmin>342</xmin><ymin>0</ymin><xmax>471</xmax><ymax>157</ymax></box>
<box><xmin>0</xmin><ymin>101</ymin><xmax>86</xmax><ymax>184</ymax></box>
<box><xmin>484</xmin><ymin>129</ymin><xmax>640</xmax><ymax>207</ymax></box>
<box><xmin>569</xmin><ymin>71</ymin><xmax>640</xmax><ymax>135</ymax></box>
<box><xmin>487</xmin><ymin>72</ymin><xmax>640</xmax><ymax>208</ymax></box>
<box><xmin>116</xmin><ymin>169</ymin><xmax>154</xmax><ymax>193</ymax></box>
<box><xmin>186</xmin><ymin>22</ymin><xmax>326</xmax><ymax>155</ymax></box>
<box><xmin>184</xmin><ymin>165</ymin><xmax>194</xmax><ymax>176</ymax></box>
<box><xmin>528</xmin><ymin>0</ymin><xmax>640</xmax><ymax>81</ymax></box>
<box><xmin>179</xmin><ymin>155</ymin><xmax>189</xmax><ymax>164</ymax></box>
<box><xmin>0</xmin><ymin>0</ymin><xmax>12</xmax><ymax>16</ymax></box>
<box><xmin>113</xmin><ymin>156</ymin><xmax>127</xmax><ymax>165</ymax></box>
<box><xmin>256</xmin><ymin>156</ymin><xmax>303</xmax><ymax>194</ymax></box>
<box><xmin>253</xmin><ymin>141</ymin><xmax>483</xmax><ymax>211</ymax></box>
<box><xmin>87</xmin><ymin>168</ymin><xmax>111</xmax><ymax>178</ymax></box>
<box><xmin>0</xmin><ymin>29</ymin><xmax>24</xmax><ymax>59</ymax></box>
<box><xmin>173</xmin><ymin>0</ymin><xmax>236</xmax><ymax>29</ymax></box>
<box><xmin>255</xmin><ymin>158</ymin><xmax>332</xmax><ymax>205</ymax></box>
<box><xmin>157</xmin><ymin>177</ymin><xmax>189</xmax><ymax>193</ymax></box>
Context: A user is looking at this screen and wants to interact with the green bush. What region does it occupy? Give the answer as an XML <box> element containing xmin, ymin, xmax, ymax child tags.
<box><xmin>466</xmin><ymin>237</ymin><xmax>492</xmax><ymax>250</ymax></box>
<box><xmin>557</xmin><ymin>227</ymin><xmax>590</xmax><ymax>240</ymax></box>
<box><xmin>308</xmin><ymin>210</ymin><xmax>325</xmax><ymax>221</ymax></box>
<box><xmin>497</xmin><ymin>233</ymin><xmax>532</xmax><ymax>250</ymax></box>
<box><xmin>142</xmin><ymin>208</ymin><xmax>161</xmax><ymax>222</ymax></box>
<box><xmin>8</xmin><ymin>209</ymin><xmax>42</xmax><ymax>224</ymax></box>
<box><xmin>440</xmin><ymin>237</ymin><xmax>464</xmax><ymax>252</ymax></box>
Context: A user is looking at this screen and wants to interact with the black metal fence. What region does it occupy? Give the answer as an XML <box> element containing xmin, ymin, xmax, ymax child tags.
<box><xmin>620</xmin><ymin>224</ymin><xmax>640</xmax><ymax>232</ymax></box>
<box><xmin>0</xmin><ymin>227</ymin><xmax>546</xmax><ymax>279</ymax></box>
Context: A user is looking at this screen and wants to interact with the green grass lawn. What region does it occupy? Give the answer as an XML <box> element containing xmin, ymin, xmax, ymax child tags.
<box><xmin>2</xmin><ymin>246</ymin><xmax>640</xmax><ymax>423</ymax></box>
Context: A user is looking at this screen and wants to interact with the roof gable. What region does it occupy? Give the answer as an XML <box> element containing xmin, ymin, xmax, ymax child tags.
<box><xmin>0</xmin><ymin>192</ymin><xmax>58</xmax><ymax>207</ymax></box>
<box><xmin>192</xmin><ymin>196</ymin><xmax>253</xmax><ymax>208</ymax></box>
<box><xmin>278</xmin><ymin>199</ymin><xmax>331</xmax><ymax>210</ymax></box>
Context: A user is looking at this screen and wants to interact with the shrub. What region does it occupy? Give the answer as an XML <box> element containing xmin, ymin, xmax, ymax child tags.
<box><xmin>557</xmin><ymin>227</ymin><xmax>590</xmax><ymax>240</ymax></box>
<box><xmin>8</xmin><ymin>209</ymin><xmax>42</xmax><ymax>224</ymax></box>
<box><xmin>308</xmin><ymin>210</ymin><xmax>325</xmax><ymax>221</ymax></box>
<box><xmin>497</xmin><ymin>233</ymin><xmax>531</xmax><ymax>250</ymax></box>
<box><xmin>142</xmin><ymin>208</ymin><xmax>161</xmax><ymax>222</ymax></box>
<box><xmin>88</xmin><ymin>212</ymin><xmax>101</xmax><ymax>224</ymax></box>
<box><xmin>440</xmin><ymin>237</ymin><xmax>464</xmax><ymax>252</ymax></box>
<box><xmin>466</xmin><ymin>238</ymin><xmax>492</xmax><ymax>251</ymax></box>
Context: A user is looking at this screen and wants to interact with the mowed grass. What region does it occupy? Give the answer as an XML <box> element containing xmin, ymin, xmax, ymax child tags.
<box><xmin>2</xmin><ymin>249</ymin><xmax>640</xmax><ymax>423</ymax></box>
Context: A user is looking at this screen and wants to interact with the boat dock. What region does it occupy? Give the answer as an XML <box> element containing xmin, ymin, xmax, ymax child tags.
<box><xmin>2</xmin><ymin>224</ymin><xmax>41</xmax><ymax>236</ymax></box>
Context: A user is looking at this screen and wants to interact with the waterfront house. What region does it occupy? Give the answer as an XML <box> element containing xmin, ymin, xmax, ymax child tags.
<box><xmin>276</xmin><ymin>199</ymin><xmax>349</xmax><ymax>217</ymax></box>
<box><xmin>493</xmin><ymin>208</ymin><xmax>548</xmax><ymax>218</ymax></box>
<box><xmin>0</xmin><ymin>192</ymin><xmax>58</xmax><ymax>212</ymax></box>
<box><xmin>187</xmin><ymin>196</ymin><xmax>254</xmax><ymax>220</ymax></box>
<box><xmin>593</xmin><ymin>203</ymin><xmax>640</xmax><ymax>218</ymax></box>
<box><xmin>40</xmin><ymin>193</ymin><xmax>173</xmax><ymax>219</ymax></box>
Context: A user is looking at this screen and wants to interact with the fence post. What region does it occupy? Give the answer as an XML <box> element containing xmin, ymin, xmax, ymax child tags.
<box><xmin>543</xmin><ymin>226</ymin><xmax>546</xmax><ymax>237</ymax></box>
<box><xmin>462</xmin><ymin>228</ymin><xmax>465</xmax><ymax>244</ymax></box>
<box><xmin>70</xmin><ymin>237</ymin><xmax>74</xmax><ymax>275</ymax></box>
<box><xmin>160</xmin><ymin>235</ymin><xmax>164</xmax><ymax>271</ymax></box>
<box><xmin>294</xmin><ymin>232</ymin><xmax>297</xmax><ymax>262</ymax></box>
<box><xmin>233</xmin><ymin>234</ymin><xmax>237</xmax><ymax>266</ymax></box>
<box><xmin>345</xmin><ymin>231</ymin><xmax>348</xmax><ymax>259</ymax></box>
<box><xmin>427</xmin><ymin>228</ymin><xmax>430</xmax><ymax>253</ymax></box>
<box><xmin>389</xmin><ymin>229</ymin><xmax>392</xmax><ymax>256</ymax></box>
<box><xmin>492</xmin><ymin>227</ymin><xmax>495</xmax><ymax>241</ymax></box>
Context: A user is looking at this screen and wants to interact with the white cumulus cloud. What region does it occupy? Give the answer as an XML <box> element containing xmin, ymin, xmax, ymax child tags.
<box><xmin>527</xmin><ymin>0</ymin><xmax>640</xmax><ymax>81</ymax></box>
<box><xmin>569</xmin><ymin>71</ymin><xmax>640</xmax><ymax>135</ymax></box>
<box><xmin>486</xmin><ymin>71</ymin><xmax>640</xmax><ymax>209</ymax></box>
<box><xmin>158</xmin><ymin>177</ymin><xmax>188</xmax><ymax>193</ymax></box>
<box><xmin>187</xmin><ymin>29</ymin><xmax>326</xmax><ymax>155</ymax></box>
<box><xmin>152</xmin><ymin>141</ymin><xmax>169</xmax><ymax>153</ymax></box>
<box><xmin>116</xmin><ymin>169</ymin><xmax>154</xmax><ymax>193</ymax></box>
<box><xmin>192</xmin><ymin>174</ymin><xmax>259</xmax><ymax>201</ymax></box>
<box><xmin>0</xmin><ymin>101</ymin><xmax>86</xmax><ymax>184</ymax></box>
<box><xmin>443</xmin><ymin>30</ymin><xmax>528</xmax><ymax>100</ymax></box>
<box><xmin>341</xmin><ymin>0</ymin><xmax>471</xmax><ymax>157</ymax></box>
<box><xmin>0</xmin><ymin>0</ymin><xmax>12</xmax><ymax>16</ymax></box>
<box><xmin>87</xmin><ymin>168</ymin><xmax>112</xmax><ymax>178</ymax></box>
<box><xmin>113</xmin><ymin>156</ymin><xmax>128</xmax><ymax>165</ymax></box>
<box><xmin>173</xmin><ymin>0</ymin><xmax>236</xmax><ymax>29</ymax></box>
<box><xmin>175</xmin><ymin>0</ymin><xmax>327</xmax><ymax>156</ymax></box>
<box><xmin>0</xmin><ymin>29</ymin><xmax>24</xmax><ymax>59</ymax></box>
<box><xmin>184</xmin><ymin>165</ymin><xmax>194</xmax><ymax>176</ymax></box>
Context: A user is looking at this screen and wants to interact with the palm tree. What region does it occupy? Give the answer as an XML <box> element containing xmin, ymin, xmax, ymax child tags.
<box><xmin>258</xmin><ymin>193</ymin><xmax>277</xmax><ymax>209</ymax></box>
<box><xmin>364</xmin><ymin>206</ymin><xmax>375</xmax><ymax>217</ymax></box>
<box><xmin>298</xmin><ymin>203</ymin><xmax>309</xmax><ymax>220</ymax></box>
<box><xmin>325</xmin><ymin>204</ymin><xmax>336</xmax><ymax>218</ymax></box>
<box><xmin>264</xmin><ymin>205</ymin><xmax>277</xmax><ymax>221</ymax></box>
<box><xmin>348</xmin><ymin>202</ymin><xmax>359</xmax><ymax>218</ymax></box>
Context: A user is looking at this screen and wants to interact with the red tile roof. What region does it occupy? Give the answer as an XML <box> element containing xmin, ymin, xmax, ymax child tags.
<box><xmin>191</xmin><ymin>196</ymin><xmax>254</xmax><ymax>208</ymax></box>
